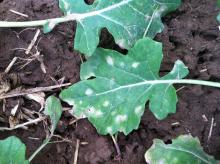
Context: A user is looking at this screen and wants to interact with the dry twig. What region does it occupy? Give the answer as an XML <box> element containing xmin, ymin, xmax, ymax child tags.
<box><xmin>73</xmin><ymin>139</ymin><xmax>80</xmax><ymax>164</ymax></box>
<box><xmin>111</xmin><ymin>135</ymin><xmax>121</xmax><ymax>159</ymax></box>
<box><xmin>208</xmin><ymin>117</ymin><xmax>214</xmax><ymax>142</ymax></box>
<box><xmin>4</xmin><ymin>57</ymin><xmax>18</xmax><ymax>74</ymax></box>
<box><xmin>26</xmin><ymin>29</ymin><xmax>41</xmax><ymax>55</ymax></box>
<box><xmin>9</xmin><ymin>9</ymin><xmax>28</xmax><ymax>18</ymax></box>
<box><xmin>0</xmin><ymin>116</ymin><xmax>46</xmax><ymax>131</ymax></box>
<box><xmin>0</xmin><ymin>83</ymin><xmax>71</xmax><ymax>100</ymax></box>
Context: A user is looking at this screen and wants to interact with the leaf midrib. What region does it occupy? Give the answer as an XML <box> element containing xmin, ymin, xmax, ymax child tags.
<box><xmin>67</xmin><ymin>0</ymin><xmax>179</xmax><ymax>21</ymax></box>
<box><xmin>160</xmin><ymin>144</ymin><xmax>212</xmax><ymax>164</ymax></box>
<box><xmin>70</xmin><ymin>0</ymin><xmax>134</xmax><ymax>20</ymax></box>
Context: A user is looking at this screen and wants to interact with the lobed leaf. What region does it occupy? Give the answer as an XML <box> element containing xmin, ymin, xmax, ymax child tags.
<box><xmin>44</xmin><ymin>96</ymin><xmax>62</xmax><ymax>132</ymax></box>
<box><xmin>145</xmin><ymin>135</ymin><xmax>217</xmax><ymax>164</ymax></box>
<box><xmin>60</xmin><ymin>38</ymin><xmax>189</xmax><ymax>135</ymax></box>
<box><xmin>0</xmin><ymin>136</ymin><xmax>29</xmax><ymax>164</ymax></box>
<box><xmin>56</xmin><ymin>0</ymin><xmax>181</xmax><ymax>56</ymax></box>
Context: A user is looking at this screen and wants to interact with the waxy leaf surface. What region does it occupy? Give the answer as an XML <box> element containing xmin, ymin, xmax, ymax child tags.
<box><xmin>145</xmin><ymin>135</ymin><xmax>217</xmax><ymax>164</ymax></box>
<box><xmin>60</xmin><ymin>38</ymin><xmax>189</xmax><ymax>135</ymax></box>
<box><xmin>57</xmin><ymin>0</ymin><xmax>181</xmax><ymax>56</ymax></box>
<box><xmin>0</xmin><ymin>136</ymin><xmax>29</xmax><ymax>164</ymax></box>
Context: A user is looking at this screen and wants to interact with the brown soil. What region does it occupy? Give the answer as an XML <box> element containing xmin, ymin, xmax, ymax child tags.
<box><xmin>0</xmin><ymin>0</ymin><xmax>220</xmax><ymax>163</ymax></box>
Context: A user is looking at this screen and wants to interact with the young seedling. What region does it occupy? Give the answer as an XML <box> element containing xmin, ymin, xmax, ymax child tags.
<box><xmin>0</xmin><ymin>0</ymin><xmax>181</xmax><ymax>56</ymax></box>
<box><xmin>28</xmin><ymin>96</ymin><xmax>63</xmax><ymax>162</ymax></box>
<box><xmin>60</xmin><ymin>38</ymin><xmax>220</xmax><ymax>135</ymax></box>
<box><xmin>145</xmin><ymin>135</ymin><xmax>217</xmax><ymax>164</ymax></box>
<box><xmin>0</xmin><ymin>96</ymin><xmax>63</xmax><ymax>163</ymax></box>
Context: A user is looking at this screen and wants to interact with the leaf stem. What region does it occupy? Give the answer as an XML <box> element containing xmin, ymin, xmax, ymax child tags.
<box><xmin>94</xmin><ymin>79</ymin><xmax>220</xmax><ymax>97</ymax></box>
<box><xmin>0</xmin><ymin>0</ymin><xmax>133</xmax><ymax>28</ymax></box>
<box><xmin>153</xmin><ymin>79</ymin><xmax>220</xmax><ymax>88</ymax></box>
<box><xmin>0</xmin><ymin>16</ymin><xmax>74</xmax><ymax>28</ymax></box>
<box><xmin>121</xmin><ymin>79</ymin><xmax>220</xmax><ymax>88</ymax></box>
<box><xmin>28</xmin><ymin>134</ymin><xmax>52</xmax><ymax>162</ymax></box>
<box><xmin>0</xmin><ymin>20</ymin><xmax>48</xmax><ymax>28</ymax></box>
<box><xmin>111</xmin><ymin>134</ymin><xmax>121</xmax><ymax>158</ymax></box>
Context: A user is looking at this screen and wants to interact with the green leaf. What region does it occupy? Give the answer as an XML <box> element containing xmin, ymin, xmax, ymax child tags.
<box><xmin>145</xmin><ymin>135</ymin><xmax>217</xmax><ymax>164</ymax></box>
<box><xmin>60</xmin><ymin>38</ymin><xmax>189</xmax><ymax>135</ymax></box>
<box><xmin>44</xmin><ymin>96</ymin><xmax>62</xmax><ymax>132</ymax></box>
<box><xmin>218</xmin><ymin>0</ymin><xmax>220</xmax><ymax>7</ymax></box>
<box><xmin>0</xmin><ymin>136</ymin><xmax>29</xmax><ymax>164</ymax></box>
<box><xmin>217</xmin><ymin>14</ymin><xmax>220</xmax><ymax>23</ymax></box>
<box><xmin>57</xmin><ymin>0</ymin><xmax>181</xmax><ymax>56</ymax></box>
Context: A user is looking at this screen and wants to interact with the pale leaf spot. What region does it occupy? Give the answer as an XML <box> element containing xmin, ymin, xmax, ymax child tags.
<box><xmin>79</xmin><ymin>101</ymin><xmax>83</xmax><ymax>105</ymax></box>
<box><xmin>116</xmin><ymin>39</ymin><xmax>126</xmax><ymax>48</ymax></box>
<box><xmin>155</xmin><ymin>11</ymin><xmax>160</xmax><ymax>18</ymax></box>
<box><xmin>135</xmin><ymin>106</ymin><xmax>142</xmax><ymax>115</ymax></box>
<box><xmin>155</xmin><ymin>6</ymin><xmax>167</xmax><ymax>18</ymax></box>
<box><xmin>106</xmin><ymin>56</ymin><xmax>114</xmax><ymax>66</ymax></box>
<box><xmin>88</xmin><ymin>106</ymin><xmax>95</xmax><ymax>114</ymax></box>
<box><xmin>107</xmin><ymin>127</ymin><xmax>113</xmax><ymax>133</ymax></box>
<box><xmin>85</xmin><ymin>72</ymin><xmax>95</xmax><ymax>78</ymax></box>
<box><xmin>145</xmin><ymin>15</ymin><xmax>151</xmax><ymax>20</ymax></box>
<box><xmin>103</xmin><ymin>100</ymin><xmax>110</xmax><ymax>107</ymax></box>
<box><xmin>120</xmin><ymin>62</ymin><xmax>125</xmax><ymax>68</ymax></box>
<box><xmin>119</xmin><ymin>127</ymin><xmax>126</xmax><ymax>133</ymax></box>
<box><xmin>85</xmin><ymin>88</ymin><xmax>93</xmax><ymax>95</ymax></box>
<box><xmin>158</xmin><ymin>160</ymin><xmax>165</xmax><ymax>164</ymax></box>
<box><xmin>115</xmin><ymin>115</ymin><xmax>128</xmax><ymax>123</ymax></box>
<box><xmin>95</xmin><ymin>110</ymin><xmax>103</xmax><ymax>117</ymax></box>
<box><xmin>132</xmin><ymin>62</ymin><xmax>140</xmax><ymax>68</ymax></box>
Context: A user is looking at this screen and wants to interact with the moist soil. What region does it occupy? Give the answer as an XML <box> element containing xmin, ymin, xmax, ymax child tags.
<box><xmin>0</xmin><ymin>0</ymin><xmax>220</xmax><ymax>163</ymax></box>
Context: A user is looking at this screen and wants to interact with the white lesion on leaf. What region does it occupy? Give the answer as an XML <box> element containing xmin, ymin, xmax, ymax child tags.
<box><xmin>154</xmin><ymin>5</ymin><xmax>167</xmax><ymax>18</ymax></box>
<box><xmin>158</xmin><ymin>159</ymin><xmax>165</xmax><ymax>164</ymax></box>
<box><xmin>120</xmin><ymin>62</ymin><xmax>125</xmax><ymax>68</ymax></box>
<box><xmin>87</xmin><ymin>72</ymin><xmax>95</xmax><ymax>78</ymax></box>
<box><xmin>88</xmin><ymin>106</ymin><xmax>95</xmax><ymax>114</ymax></box>
<box><xmin>94</xmin><ymin>110</ymin><xmax>104</xmax><ymax>117</ymax></box>
<box><xmin>115</xmin><ymin>115</ymin><xmax>128</xmax><ymax>123</ymax></box>
<box><xmin>132</xmin><ymin>62</ymin><xmax>140</xmax><ymax>68</ymax></box>
<box><xmin>85</xmin><ymin>88</ymin><xmax>93</xmax><ymax>95</ymax></box>
<box><xmin>135</xmin><ymin>105</ymin><xmax>142</xmax><ymax>115</ymax></box>
<box><xmin>116</xmin><ymin>39</ymin><xmax>126</xmax><ymax>48</ymax></box>
<box><xmin>119</xmin><ymin>126</ymin><xmax>126</xmax><ymax>133</ymax></box>
<box><xmin>106</xmin><ymin>56</ymin><xmax>114</xmax><ymax>66</ymax></box>
<box><xmin>103</xmin><ymin>100</ymin><xmax>110</xmax><ymax>107</ymax></box>
<box><xmin>145</xmin><ymin>14</ymin><xmax>151</xmax><ymax>21</ymax></box>
<box><xmin>88</xmin><ymin>107</ymin><xmax>103</xmax><ymax>117</ymax></box>
<box><xmin>107</xmin><ymin>126</ymin><xmax>113</xmax><ymax>133</ymax></box>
